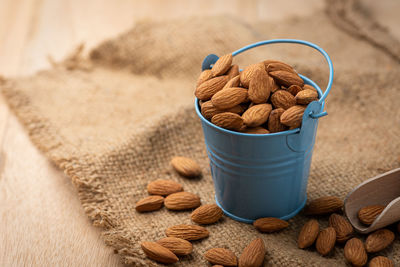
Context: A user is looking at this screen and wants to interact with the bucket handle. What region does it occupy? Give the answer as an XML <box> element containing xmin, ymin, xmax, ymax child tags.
<box><xmin>202</xmin><ymin>39</ymin><xmax>334</xmax><ymax>119</ymax></box>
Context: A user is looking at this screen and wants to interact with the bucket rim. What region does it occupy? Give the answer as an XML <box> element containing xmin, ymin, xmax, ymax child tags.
<box><xmin>195</xmin><ymin>74</ymin><xmax>323</xmax><ymax>137</ymax></box>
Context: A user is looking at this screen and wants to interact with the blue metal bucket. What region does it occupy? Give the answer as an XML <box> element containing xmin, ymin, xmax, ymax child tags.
<box><xmin>195</xmin><ymin>39</ymin><xmax>334</xmax><ymax>223</ymax></box>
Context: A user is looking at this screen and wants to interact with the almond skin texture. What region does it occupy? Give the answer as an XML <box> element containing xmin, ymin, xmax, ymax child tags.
<box><xmin>141</xmin><ymin>241</ymin><xmax>179</xmax><ymax>264</ymax></box>
<box><xmin>191</xmin><ymin>204</ymin><xmax>223</xmax><ymax>225</ymax></box>
<box><xmin>303</xmin><ymin>84</ymin><xmax>317</xmax><ymax>92</ymax></box>
<box><xmin>156</xmin><ymin>237</ymin><xmax>193</xmax><ymax>256</ymax></box>
<box><xmin>268</xmin><ymin>107</ymin><xmax>288</xmax><ymax>133</ymax></box>
<box><xmin>195</xmin><ymin>75</ymin><xmax>229</xmax><ymax>100</ymax></box>
<box><xmin>304</xmin><ymin>196</ymin><xmax>344</xmax><ymax>215</ymax></box>
<box><xmin>166</xmin><ymin>224</ymin><xmax>209</xmax><ymax>241</ymax></box>
<box><xmin>344</xmin><ymin>238</ymin><xmax>367</xmax><ymax>267</ymax></box>
<box><xmin>223</xmin><ymin>75</ymin><xmax>241</xmax><ymax>90</ymax></box>
<box><xmin>269</xmin><ymin>70</ymin><xmax>304</xmax><ymax>87</ymax></box>
<box><xmin>164</xmin><ymin>192</ymin><xmax>201</xmax><ymax>211</ymax></box>
<box><xmin>212</xmin><ymin>54</ymin><xmax>233</xmax><ymax>77</ymax></box>
<box><xmin>253</xmin><ymin>217</ymin><xmax>289</xmax><ymax>233</ymax></box>
<box><xmin>170</xmin><ymin>156</ymin><xmax>201</xmax><ymax>178</ymax></box>
<box><xmin>295</xmin><ymin>89</ymin><xmax>318</xmax><ymax>105</ymax></box>
<box><xmin>201</xmin><ymin>101</ymin><xmax>245</xmax><ymax>120</ymax></box>
<box><xmin>329</xmin><ymin>213</ymin><xmax>354</xmax><ymax>243</ymax></box>
<box><xmin>211</xmin><ymin>112</ymin><xmax>244</xmax><ymax>131</ymax></box>
<box><xmin>358</xmin><ymin>205</ymin><xmax>385</xmax><ymax>225</ymax></box>
<box><xmin>147</xmin><ymin>179</ymin><xmax>183</xmax><ymax>196</ymax></box>
<box><xmin>242</xmin><ymin>127</ymin><xmax>270</xmax><ymax>134</ymax></box>
<box><xmin>212</xmin><ymin>87</ymin><xmax>248</xmax><ymax>110</ymax></box>
<box><xmin>266</xmin><ymin>62</ymin><xmax>295</xmax><ymax>74</ymax></box>
<box><xmin>197</xmin><ymin>69</ymin><xmax>213</xmax><ymax>87</ymax></box>
<box><xmin>135</xmin><ymin>195</ymin><xmax>164</xmax><ymax>212</ymax></box>
<box><xmin>287</xmin><ymin>85</ymin><xmax>303</xmax><ymax>96</ymax></box>
<box><xmin>280</xmin><ymin>105</ymin><xmax>306</xmax><ymax>128</ymax></box>
<box><xmin>239</xmin><ymin>238</ymin><xmax>265</xmax><ymax>267</ymax></box>
<box><xmin>248</xmin><ymin>69</ymin><xmax>271</xmax><ymax>104</ymax></box>
<box><xmin>269</xmin><ymin>75</ymin><xmax>280</xmax><ymax>93</ymax></box>
<box><xmin>316</xmin><ymin>227</ymin><xmax>336</xmax><ymax>256</ymax></box>
<box><xmin>242</xmin><ymin>104</ymin><xmax>272</xmax><ymax>127</ymax></box>
<box><xmin>365</xmin><ymin>229</ymin><xmax>395</xmax><ymax>253</ymax></box>
<box><xmin>240</xmin><ymin>63</ymin><xmax>265</xmax><ymax>88</ymax></box>
<box><xmin>298</xmin><ymin>219</ymin><xmax>319</xmax><ymax>249</ymax></box>
<box><xmin>227</xmin><ymin>64</ymin><xmax>240</xmax><ymax>80</ymax></box>
<box><xmin>204</xmin><ymin>248</ymin><xmax>238</xmax><ymax>266</ymax></box>
<box><xmin>369</xmin><ymin>256</ymin><xmax>394</xmax><ymax>267</ymax></box>
<box><xmin>271</xmin><ymin>90</ymin><xmax>296</xmax><ymax>110</ymax></box>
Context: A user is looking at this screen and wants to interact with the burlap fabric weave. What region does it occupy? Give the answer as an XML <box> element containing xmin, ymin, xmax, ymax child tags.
<box><xmin>2</xmin><ymin>1</ymin><xmax>400</xmax><ymax>266</ymax></box>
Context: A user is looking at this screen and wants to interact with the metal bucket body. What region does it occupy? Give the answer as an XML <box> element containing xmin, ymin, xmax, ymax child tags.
<box><xmin>196</xmin><ymin>39</ymin><xmax>333</xmax><ymax>223</ymax></box>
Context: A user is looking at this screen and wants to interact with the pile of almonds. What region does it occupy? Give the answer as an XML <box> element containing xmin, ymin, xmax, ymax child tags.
<box><xmin>195</xmin><ymin>54</ymin><xmax>318</xmax><ymax>133</ymax></box>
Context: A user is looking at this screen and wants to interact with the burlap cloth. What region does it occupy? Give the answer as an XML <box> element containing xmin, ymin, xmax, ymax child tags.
<box><xmin>2</xmin><ymin>1</ymin><xmax>400</xmax><ymax>266</ymax></box>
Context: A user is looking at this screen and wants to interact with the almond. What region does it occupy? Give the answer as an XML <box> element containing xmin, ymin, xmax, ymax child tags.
<box><xmin>357</xmin><ymin>205</ymin><xmax>385</xmax><ymax>225</ymax></box>
<box><xmin>287</xmin><ymin>85</ymin><xmax>303</xmax><ymax>96</ymax></box>
<box><xmin>204</xmin><ymin>248</ymin><xmax>237</xmax><ymax>266</ymax></box>
<box><xmin>295</xmin><ymin>89</ymin><xmax>318</xmax><ymax>105</ymax></box>
<box><xmin>223</xmin><ymin>75</ymin><xmax>241</xmax><ymax>90</ymax></box>
<box><xmin>212</xmin><ymin>54</ymin><xmax>233</xmax><ymax>77</ymax></box>
<box><xmin>242</xmin><ymin>104</ymin><xmax>272</xmax><ymax>127</ymax></box>
<box><xmin>280</xmin><ymin>105</ymin><xmax>306</xmax><ymax>128</ymax></box>
<box><xmin>369</xmin><ymin>256</ymin><xmax>395</xmax><ymax>267</ymax></box>
<box><xmin>201</xmin><ymin>100</ymin><xmax>245</xmax><ymax>120</ymax></box>
<box><xmin>164</xmin><ymin>192</ymin><xmax>201</xmax><ymax>210</ymax></box>
<box><xmin>239</xmin><ymin>238</ymin><xmax>265</xmax><ymax>267</ymax></box>
<box><xmin>303</xmin><ymin>84</ymin><xmax>317</xmax><ymax>92</ymax></box>
<box><xmin>344</xmin><ymin>238</ymin><xmax>367</xmax><ymax>267</ymax></box>
<box><xmin>242</xmin><ymin>126</ymin><xmax>270</xmax><ymax>134</ymax></box>
<box><xmin>269</xmin><ymin>70</ymin><xmax>304</xmax><ymax>87</ymax></box>
<box><xmin>269</xmin><ymin>75</ymin><xmax>280</xmax><ymax>93</ymax></box>
<box><xmin>166</xmin><ymin>224</ymin><xmax>209</xmax><ymax>241</ymax></box>
<box><xmin>267</xmin><ymin>108</ymin><xmax>288</xmax><ymax>133</ymax></box>
<box><xmin>248</xmin><ymin>69</ymin><xmax>271</xmax><ymax>104</ymax></box>
<box><xmin>212</xmin><ymin>87</ymin><xmax>248</xmax><ymax>110</ymax></box>
<box><xmin>365</xmin><ymin>229</ymin><xmax>395</xmax><ymax>253</ymax></box>
<box><xmin>135</xmin><ymin>195</ymin><xmax>164</xmax><ymax>212</ymax></box>
<box><xmin>156</xmin><ymin>237</ymin><xmax>193</xmax><ymax>256</ymax></box>
<box><xmin>195</xmin><ymin>75</ymin><xmax>229</xmax><ymax>100</ymax></box>
<box><xmin>298</xmin><ymin>219</ymin><xmax>319</xmax><ymax>249</ymax></box>
<box><xmin>170</xmin><ymin>156</ymin><xmax>202</xmax><ymax>178</ymax></box>
<box><xmin>253</xmin><ymin>217</ymin><xmax>289</xmax><ymax>233</ymax></box>
<box><xmin>304</xmin><ymin>196</ymin><xmax>343</xmax><ymax>215</ymax></box>
<box><xmin>329</xmin><ymin>213</ymin><xmax>354</xmax><ymax>243</ymax></box>
<box><xmin>266</xmin><ymin>62</ymin><xmax>296</xmax><ymax>74</ymax></box>
<box><xmin>191</xmin><ymin>204</ymin><xmax>223</xmax><ymax>224</ymax></box>
<box><xmin>147</xmin><ymin>179</ymin><xmax>183</xmax><ymax>196</ymax></box>
<box><xmin>211</xmin><ymin>112</ymin><xmax>244</xmax><ymax>131</ymax></box>
<box><xmin>271</xmin><ymin>90</ymin><xmax>296</xmax><ymax>110</ymax></box>
<box><xmin>240</xmin><ymin>63</ymin><xmax>265</xmax><ymax>88</ymax></box>
<box><xmin>227</xmin><ymin>65</ymin><xmax>240</xmax><ymax>80</ymax></box>
<box><xmin>141</xmin><ymin>241</ymin><xmax>179</xmax><ymax>264</ymax></box>
<box><xmin>315</xmin><ymin>227</ymin><xmax>336</xmax><ymax>256</ymax></box>
<box><xmin>196</xmin><ymin>69</ymin><xmax>213</xmax><ymax>87</ymax></box>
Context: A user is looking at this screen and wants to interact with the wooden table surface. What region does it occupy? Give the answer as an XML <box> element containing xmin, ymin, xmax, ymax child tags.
<box><xmin>0</xmin><ymin>0</ymin><xmax>396</xmax><ymax>266</ymax></box>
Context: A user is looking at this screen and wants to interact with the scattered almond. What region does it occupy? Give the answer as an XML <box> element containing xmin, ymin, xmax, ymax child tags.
<box><xmin>304</xmin><ymin>196</ymin><xmax>343</xmax><ymax>215</ymax></box>
<box><xmin>268</xmin><ymin>108</ymin><xmax>287</xmax><ymax>133</ymax></box>
<box><xmin>164</xmin><ymin>191</ymin><xmax>201</xmax><ymax>210</ymax></box>
<box><xmin>212</xmin><ymin>87</ymin><xmax>248</xmax><ymax>110</ymax></box>
<box><xmin>166</xmin><ymin>224</ymin><xmax>209</xmax><ymax>241</ymax></box>
<box><xmin>156</xmin><ymin>237</ymin><xmax>193</xmax><ymax>256</ymax></box>
<box><xmin>239</xmin><ymin>238</ymin><xmax>265</xmax><ymax>267</ymax></box>
<box><xmin>298</xmin><ymin>219</ymin><xmax>319</xmax><ymax>249</ymax></box>
<box><xmin>195</xmin><ymin>75</ymin><xmax>229</xmax><ymax>101</ymax></box>
<box><xmin>170</xmin><ymin>156</ymin><xmax>202</xmax><ymax>178</ymax></box>
<box><xmin>269</xmin><ymin>70</ymin><xmax>304</xmax><ymax>87</ymax></box>
<box><xmin>191</xmin><ymin>204</ymin><xmax>223</xmax><ymax>224</ymax></box>
<box><xmin>365</xmin><ymin>229</ymin><xmax>395</xmax><ymax>253</ymax></box>
<box><xmin>271</xmin><ymin>90</ymin><xmax>296</xmax><ymax>110</ymax></box>
<box><xmin>240</xmin><ymin>63</ymin><xmax>265</xmax><ymax>88</ymax></box>
<box><xmin>135</xmin><ymin>195</ymin><xmax>164</xmax><ymax>212</ymax></box>
<box><xmin>357</xmin><ymin>205</ymin><xmax>385</xmax><ymax>225</ymax></box>
<box><xmin>212</xmin><ymin>54</ymin><xmax>233</xmax><ymax>77</ymax></box>
<box><xmin>315</xmin><ymin>227</ymin><xmax>336</xmax><ymax>256</ymax></box>
<box><xmin>280</xmin><ymin>105</ymin><xmax>306</xmax><ymax>128</ymax></box>
<box><xmin>344</xmin><ymin>238</ymin><xmax>367</xmax><ymax>267</ymax></box>
<box><xmin>295</xmin><ymin>89</ymin><xmax>318</xmax><ymax>105</ymax></box>
<box><xmin>141</xmin><ymin>241</ymin><xmax>179</xmax><ymax>264</ymax></box>
<box><xmin>248</xmin><ymin>69</ymin><xmax>271</xmax><ymax>104</ymax></box>
<box><xmin>242</xmin><ymin>104</ymin><xmax>272</xmax><ymax>127</ymax></box>
<box><xmin>211</xmin><ymin>112</ymin><xmax>244</xmax><ymax>131</ymax></box>
<box><xmin>147</xmin><ymin>179</ymin><xmax>183</xmax><ymax>196</ymax></box>
<box><xmin>369</xmin><ymin>256</ymin><xmax>394</xmax><ymax>267</ymax></box>
<box><xmin>204</xmin><ymin>248</ymin><xmax>238</xmax><ymax>266</ymax></box>
<box><xmin>329</xmin><ymin>213</ymin><xmax>353</xmax><ymax>243</ymax></box>
<box><xmin>253</xmin><ymin>217</ymin><xmax>289</xmax><ymax>233</ymax></box>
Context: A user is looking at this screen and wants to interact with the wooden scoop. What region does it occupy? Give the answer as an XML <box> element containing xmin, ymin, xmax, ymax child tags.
<box><xmin>344</xmin><ymin>167</ymin><xmax>400</xmax><ymax>234</ymax></box>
